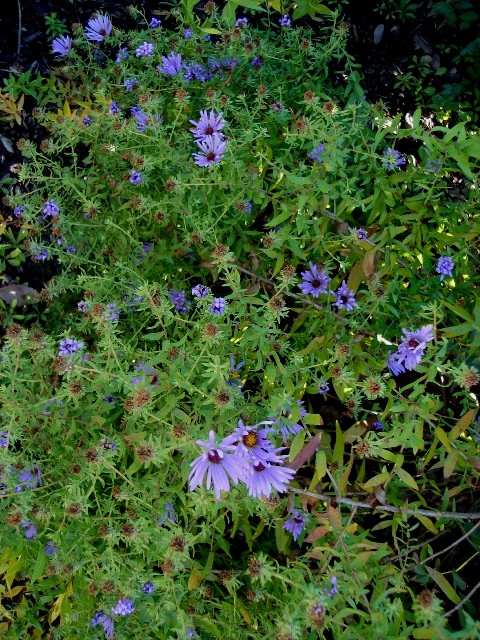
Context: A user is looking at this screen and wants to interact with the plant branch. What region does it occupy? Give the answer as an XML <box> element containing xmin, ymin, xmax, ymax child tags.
<box><xmin>417</xmin><ymin>520</ymin><xmax>480</xmax><ymax>567</ymax></box>
<box><xmin>442</xmin><ymin>579</ymin><xmax>480</xmax><ymax>618</ymax></box>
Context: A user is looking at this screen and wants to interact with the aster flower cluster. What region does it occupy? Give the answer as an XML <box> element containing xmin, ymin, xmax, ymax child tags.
<box><xmin>283</xmin><ymin>509</ymin><xmax>307</xmax><ymax>541</ymax></box>
<box><xmin>190</xmin><ymin>110</ymin><xmax>227</xmax><ymax>167</ymax></box>
<box><xmin>436</xmin><ymin>256</ymin><xmax>454</xmax><ymax>281</ymax></box>
<box><xmin>270</xmin><ymin>401</ymin><xmax>308</xmax><ymax>443</ymax></box>
<box><xmin>387</xmin><ymin>325</ymin><xmax>434</xmax><ymax>376</ymax></box>
<box><xmin>189</xmin><ymin>424</ymin><xmax>296</xmax><ymax>500</ymax></box>
<box><xmin>58</xmin><ymin>337</ymin><xmax>85</xmax><ymax>357</ymax></box>
<box><xmin>298</xmin><ymin>263</ymin><xmax>358</xmax><ymax>310</ymax></box>
<box><xmin>383</xmin><ymin>147</ymin><xmax>406</xmax><ymax>171</ymax></box>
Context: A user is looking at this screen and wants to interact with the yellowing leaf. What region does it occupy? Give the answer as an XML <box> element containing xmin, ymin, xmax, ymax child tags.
<box><xmin>443</xmin><ymin>450</ymin><xmax>459</xmax><ymax>479</ymax></box>
<box><xmin>449</xmin><ymin>409</ymin><xmax>475</xmax><ymax>442</ymax></box>
<box><xmin>363</xmin><ymin>249</ymin><xmax>377</xmax><ymax>278</ymax></box>
<box><xmin>327</xmin><ymin>505</ymin><xmax>342</xmax><ymax>531</ymax></box>
<box><xmin>188</xmin><ymin>567</ymin><xmax>204</xmax><ymax>591</ymax></box>
<box><xmin>361</xmin><ymin>472</ymin><xmax>390</xmax><ymax>491</ymax></box>
<box><xmin>347</xmin><ymin>259</ymin><xmax>364</xmax><ymax>292</ymax></box>
<box><xmin>434</xmin><ymin>427</ymin><xmax>452</xmax><ymax>453</ymax></box>
<box><xmin>240</xmin><ymin>606</ymin><xmax>251</xmax><ymax>625</ymax></box>
<box><xmin>395</xmin><ymin>467</ymin><xmax>418</xmax><ymax>490</ymax></box>
<box><xmin>416</xmin><ymin>515</ymin><xmax>439</xmax><ymax>535</ymax></box>
<box><xmin>426</xmin><ymin>567</ymin><xmax>461</xmax><ymax>604</ymax></box>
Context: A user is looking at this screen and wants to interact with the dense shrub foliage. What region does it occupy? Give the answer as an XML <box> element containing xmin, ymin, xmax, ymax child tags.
<box><xmin>1</xmin><ymin>3</ymin><xmax>480</xmax><ymax>639</ymax></box>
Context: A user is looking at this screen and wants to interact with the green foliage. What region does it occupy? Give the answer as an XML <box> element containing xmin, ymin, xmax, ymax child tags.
<box><xmin>0</xmin><ymin>5</ymin><xmax>479</xmax><ymax>640</ymax></box>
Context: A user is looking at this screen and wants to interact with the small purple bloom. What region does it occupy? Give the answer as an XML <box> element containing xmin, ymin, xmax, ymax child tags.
<box><xmin>246</xmin><ymin>458</ymin><xmax>295</xmax><ymax>498</ymax></box>
<box><xmin>356</xmin><ymin>228</ymin><xmax>368</xmax><ymax>240</ymax></box>
<box><xmin>226</xmin><ymin>356</ymin><xmax>244</xmax><ymax>390</ymax></box>
<box><xmin>142</xmin><ymin>581</ymin><xmax>155</xmax><ymax>594</ymax></box>
<box><xmin>58</xmin><ymin>337</ymin><xmax>85</xmax><ymax>357</ymax></box>
<box><xmin>192</xmin><ymin>284</ymin><xmax>210</xmax><ymax>298</ymax></box>
<box><xmin>373</xmin><ymin>420</ymin><xmax>384</xmax><ymax>431</ymax></box>
<box><xmin>157</xmin><ymin>503</ymin><xmax>177</xmax><ymax>525</ymax></box>
<box><xmin>210</xmin><ymin>297</ymin><xmax>227</xmax><ymax>315</ymax></box>
<box><xmin>98</xmin><ymin>438</ymin><xmax>117</xmax><ymax>453</ymax></box>
<box><xmin>103</xmin><ymin>394</ymin><xmax>116</xmax><ymax>404</ymax></box>
<box><xmin>112</xmin><ymin>597</ymin><xmax>135</xmax><ymax>616</ymax></box>
<box><xmin>32</xmin><ymin>248</ymin><xmax>49</xmax><ymax>262</ymax></box>
<box><xmin>51</xmin><ymin>35</ymin><xmax>72</xmax><ymax>58</ymax></box>
<box><xmin>130</xmin><ymin>169</ymin><xmax>143</xmax><ymax>185</ymax></box>
<box><xmin>0</xmin><ymin>431</ymin><xmax>8</xmax><ymax>447</ymax></box>
<box><xmin>124</xmin><ymin>77</ymin><xmax>138</xmax><ymax>93</ymax></box>
<box><xmin>85</xmin><ymin>14</ymin><xmax>112</xmax><ymax>42</ymax></box>
<box><xmin>279</xmin><ymin>14</ymin><xmax>292</xmax><ymax>27</ymax></box>
<box><xmin>109</xmin><ymin>101</ymin><xmax>120</xmax><ymax>115</ymax></box>
<box><xmin>78</xmin><ymin>300</ymin><xmax>89</xmax><ymax>313</ymax></box>
<box><xmin>157</xmin><ymin>53</ymin><xmax>182</xmax><ymax>76</ymax></box>
<box><xmin>13</xmin><ymin>205</ymin><xmax>25</xmax><ymax>217</ymax></box>
<box><xmin>235</xmin><ymin>17</ymin><xmax>248</xmax><ymax>27</ymax></box>
<box><xmin>83</xmin><ymin>116</ymin><xmax>92</xmax><ymax>127</ymax></box>
<box><xmin>244</xmin><ymin>201</ymin><xmax>252</xmax><ymax>213</ymax></box>
<box><xmin>426</xmin><ymin>158</ymin><xmax>441</xmax><ymax>172</ymax></box>
<box><xmin>132</xmin><ymin>361</ymin><xmax>158</xmax><ymax>386</ymax></box>
<box><xmin>317</xmin><ymin>379</ymin><xmax>330</xmax><ymax>395</ymax></box>
<box><xmin>298</xmin><ymin>263</ymin><xmax>331</xmax><ymax>297</ymax></box>
<box><xmin>271</xmin><ymin>401</ymin><xmax>307</xmax><ymax>443</ymax></box>
<box><xmin>21</xmin><ymin>521</ymin><xmax>37</xmax><ymax>539</ymax></box>
<box><xmin>189</xmin><ymin>430</ymin><xmax>249</xmax><ymax>499</ymax></box>
<box><xmin>65</xmin><ymin>244</ymin><xmax>77</xmax><ymax>254</ymax></box>
<box><xmin>436</xmin><ymin>256</ymin><xmax>454</xmax><ymax>281</ymax></box>
<box><xmin>309</xmin><ymin>144</ymin><xmax>325</xmax><ymax>163</ymax></box>
<box><xmin>116</xmin><ymin>47</ymin><xmax>129</xmax><ymax>62</ymax></box>
<box><xmin>169</xmin><ymin>289</ymin><xmax>189</xmax><ymax>314</ymax></box>
<box><xmin>131</xmin><ymin>107</ymin><xmax>149</xmax><ymax>133</ymax></box>
<box><xmin>42</xmin><ymin>199</ymin><xmax>60</xmax><ymax>218</ymax></box>
<box><xmin>383</xmin><ymin>147</ymin><xmax>406</xmax><ymax>171</ymax></box>
<box><xmin>183</xmin><ymin>61</ymin><xmax>212</xmax><ymax>82</ymax></box>
<box><xmin>136</xmin><ymin>42</ymin><xmax>154</xmax><ymax>57</ymax></box>
<box><xmin>104</xmin><ymin>303</ymin><xmax>120</xmax><ymax>323</ymax></box>
<box><xmin>222</xmin><ymin>420</ymin><xmax>276</xmax><ymax>461</ymax></box>
<box><xmin>387</xmin><ymin>325</ymin><xmax>434</xmax><ymax>376</ymax></box>
<box><xmin>189</xmin><ymin>110</ymin><xmax>226</xmax><ymax>140</ymax></box>
<box><xmin>332</xmin><ymin>281</ymin><xmax>358</xmax><ymax>311</ymax></box>
<box><xmin>193</xmin><ymin>134</ymin><xmax>227</xmax><ymax>167</ymax></box>
<box><xmin>251</xmin><ymin>56</ymin><xmax>263</xmax><ymax>68</ymax></box>
<box><xmin>149</xmin><ymin>17</ymin><xmax>162</xmax><ymax>29</ymax></box>
<box><xmin>92</xmin><ymin>611</ymin><xmax>115</xmax><ymax>639</ymax></box>
<box><xmin>17</xmin><ymin>467</ymin><xmax>43</xmax><ymax>489</ymax></box>
<box><xmin>183</xmin><ymin>28</ymin><xmax>193</xmax><ymax>38</ymax></box>
<box><xmin>283</xmin><ymin>509</ymin><xmax>306</xmax><ymax>541</ymax></box>
<box><xmin>44</xmin><ymin>541</ymin><xmax>58</xmax><ymax>556</ymax></box>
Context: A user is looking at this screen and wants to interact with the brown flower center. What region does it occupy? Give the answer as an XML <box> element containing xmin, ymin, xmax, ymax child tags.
<box><xmin>242</xmin><ymin>431</ymin><xmax>258</xmax><ymax>448</ymax></box>
<box><xmin>208</xmin><ymin>449</ymin><xmax>222</xmax><ymax>464</ymax></box>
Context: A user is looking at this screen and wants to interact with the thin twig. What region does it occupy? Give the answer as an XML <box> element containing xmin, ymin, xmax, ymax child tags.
<box><xmin>442</xmin><ymin>579</ymin><xmax>480</xmax><ymax>618</ymax></box>
<box><xmin>417</xmin><ymin>520</ymin><xmax>480</xmax><ymax>567</ymax></box>
<box><xmin>289</xmin><ymin>487</ymin><xmax>480</xmax><ymax>521</ymax></box>
<box><xmin>17</xmin><ymin>0</ymin><xmax>22</xmax><ymax>55</ymax></box>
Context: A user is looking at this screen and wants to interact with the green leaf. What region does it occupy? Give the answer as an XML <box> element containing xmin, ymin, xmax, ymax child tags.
<box><xmin>289</xmin><ymin>429</ymin><xmax>306</xmax><ymax>461</ymax></box>
<box><xmin>332</xmin><ymin>421</ymin><xmax>344</xmax><ymax>465</ymax></box>
<box><xmin>315</xmin><ymin>450</ymin><xmax>327</xmax><ymax>480</ymax></box>
<box><xmin>426</xmin><ymin>567</ymin><xmax>461</xmax><ymax>604</ymax></box>
<box><xmin>361</xmin><ymin>472</ymin><xmax>391</xmax><ymax>491</ymax></box>
<box><xmin>229</xmin><ymin>0</ymin><xmax>267</xmax><ymax>9</ymax></box>
<box><xmin>394</xmin><ymin>467</ymin><xmax>418</xmax><ymax>490</ymax></box>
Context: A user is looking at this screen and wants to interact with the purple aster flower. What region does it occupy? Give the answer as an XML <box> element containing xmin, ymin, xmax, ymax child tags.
<box><xmin>42</xmin><ymin>199</ymin><xmax>60</xmax><ymax>218</ymax></box>
<box><xmin>189</xmin><ymin>110</ymin><xmax>226</xmax><ymax>140</ymax></box>
<box><xmin>193</xmin><ymin>134</ymin><xmax>227</xmax><ymax>167</ymax></box>
<box><xmin>436</xmin><ymin>256</ymin><xmax>454</xmax><ymax>281</ymax></box>
<box><xmin>124</xmin><ymin>77</ymin><xmax>138</xmax><ymax>93</ymax></box>
<box><xmin>309</xmin><ymin>144</ymin><xmax>325</xmax><ymax>163</ymax></box>
<box><xmin>13</xmin><ymin>205</ymin><xmax>25</xmax><ymax>217</ymax></box>
<box><xmin>183</xmin><ymin>27</ymin><xmax>193</xmax><ymax>38</ymax></box>
<box><xmin>157</xmin><ymin>503</ymin><xmax>177</xmax><ymax>525</ymax></box>
<box><xmin>244</xmin><ymin>201</ymin><xmax>252</xmax><ymax>213</ymax></box>
<box><xmin>356</xmin><ymin>228</ymin><xmax>368</xmax><ymax>240</ymax></box>
<box><xmin>130</xmin><ymin>107</ymin><xmax>149</xmax><ymax>133</ymax></box>
<box><xmin>44</xmin><ymin>541</ymin><xmax>59</xmax><ymax>556</ymax></box>
<box><xmin>58</xmin><ymin>337</ymin><xmax>85</xmax><ymax>357</ymax></box>
<box><xmin>425</xmin><ymin>158</ymin><xmax>441</xmax><ymax>172</ymax></box>
<box><xmin>108</xmin><ymin>101</ymin><xmax>120</xmax><ymax>115</ymax></box>
<box><xmin>271</xmin><ymin>401</ymin><xmax>307</xmax><ymax>443</ymax></box>
<box><xmin>226</xmin><ymin>356</ymin><xmax>244</xmax><ymax>390</ymax></box>
<box><xmin>85</xmin><ymin>14</ymin><xmax>112</xmax><ymax>42</ymax></box>
<box><xmin>279</xmin><ymin>14</ymin><xmax>292</xmax><ymax>27</ymax></box>
<box><xmin>103</xmin><ymin>303</ymin><xmax>120</xmax><ymax>323</ymax></box>
<box><xmin>21</xmin><ymin>520</ymin><xmax>37</xmax><ymax>539</ymax></box>
<box><xmin>65</xmin><ymin>244</ymin><xmax>77</xmax><ymax>254</ymax></box>
<box><xmin>189</xmin><ymin>430</ymin><xmax>249</xmax><ymax>499</ymax></box>
<box><xmin>373</xmin><ymin>420</ymin><xmax>384</xmax><ymax>431</ymax></box>
<box><xmin>0</xmin><ymin>431</ymin><xmax>8</xmax><ymax>447</ymax></box>
<box><xmin>103</xmin><ymin>394</ymin><xmax>116</xmax><ymax>404</ymax></box>
<box><xmin>387</xmin><ymin>351</ymin><xmax>405</xmax><ymax>376</ymax></box>
<box><xmin>112</xmin><ymin>597</ymin><xmax>135</xmax><ymax>616</ymax></box>
<box><xmin>183</xmin><ymin>61</ymin><xmax>212</xmax><ymax>82</ymax></box>
<box><xmin>98</xmin><ymin>438</ymin><xmax>117</xmax><ymax>453</ymax></box>
<box><xmin>131</xmin><ymin>361</ymin><xmax>158</xmax><ymax>386</ymax></box>
<box><xmin>17</xmin><ymin>466</ymin><xmax>43</xmax><ymax>489</ymax></box>
<box><xmin>187</xmin><ymin>629</ymin><xmax>199</xmax><ymax>639</ymax></box>
<box><xmin>251</xmin><ymin>56</ymin><xmax>263</xmax><ymax>68</ymax></box>
<box><xmin>329</xmin><ymin>576</ymin><xmax>339</xmax><ymax>597</ymax></box>
<box><xmin>235</xmin><ymin>17</ymin><xmax>248</xmax><ymax>27</ymax></box>
<box><xmin>78</xmin><ymin>300</ymin><xmax>89</xmax><ymax>313</ymax></box>
<box><xmin>192</xmin><ymin>284</ymin><xmax>210</xmax><ymax>298</ymax></box>
<box><xmin>222</xmin><ymin>420</ymin><xmax>276</xmax><ymax>461</ymax></box>
<box><xmin>246</xmin><ymin>458</ymin><xmax>295</xmax><ymax>498</ymax></box>
<box><xmin>317</xmin><ymin>379</ymin><xmax>330</xmax><ymax>395</ymax></box>
<box><xmin>32</xmin><ymin>248</ymin><xmax>49</xmax><ymax>262</ymax></box>
<box><xmin>136</xmin><ymin>42</ymin><xmax>154</xmax><ymax>57</ymax></box>
<box><xmin>283</xmin><ymin>509</ymin><xmax>306</xmax><ymax>541</ymax></box>
<box><xmin>129</xmin><ymin>169</ymin><xmax>143</xmax><ymax>185</ymax></box>
<box><xmin>116</xmin><ymin>47</ymin><xmax>129</xmax><ymax>62</ymax></box>
<box><xmin>383</xmin><ymin>147</ymin><xmax>406</xmax><ymax>171</ymax></box>
<box><xmin>92</xmin><ymin>611</ymin><xmax>115</xmax><ymax>639</ymax></box>
<box><xmin>332</xmin><ymin>281</ymin><xmax>358</xmax><ymax>311</ymax></box>
<box><xmin>142</xmin><ymin>581</ymin><xmax>155</xmax><ymax>594</ymax></box>
<box><xmin>210</xmin><ymin>297</ymin><xmax>227</xmax><ymax>315</ymax></box>
<box><xmin>387</xmin><ymin>325</ymin><xmax>434</xmax><ymax>375</ymax></box>
<box><xmin>51</xmin><ymin>35</ymin><xmax>72</xmax><ymax>58</ymax></box>
<box><xmin>157</xmin><ymin>53</ymin><xmax>182</xmax><ymax>76</ymax></box>
<box><xmin>149</xmin><ymin>17</ymin><xmax>161</xmax><ymax>28</ymax></box>
<box><xmin>169</xmin><ymin>289</ymin><xmax>190</xmax><ymax>313</ymax></box>
<box><xmin>298</xmin><ymin>263</ymin><xmax>331</xmax><ymax>297</ymax></box>
<box><xmin>83</xmin><ymin>116</ymin><xmax>92</xmax><ymax>127</ymax></box>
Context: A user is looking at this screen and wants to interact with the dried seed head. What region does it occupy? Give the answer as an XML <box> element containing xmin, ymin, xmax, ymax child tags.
<box><xmin>218</xmin><ymin>570</ymin><xmax>233</xmax><ymax>585</ymax></box>
<box><xmin>112</xmin><ymin>121</ymin><xmax>122</xmax><ymax>131</ymax></box>
<box><xmin>121</xmin><ymin>523</ymin><xmax>135</xmax><ymax>537</ymax></box>
<box><xmin>98</xmin><ymin>524</ymin><xmax>109</xmax><ymax>538</ymax></box>
<box><xmin>295</xmin><ymin>118</ymin><xmax>308</xmax><ymax>132</ymax></box>
<box><xmin>300</xmin><ymin>38</ymin><xmax>310</xmax><ymax>49</ymax></box>
<box><xmin>68</xmin><ymin>380</ymin><xmax>84</xmax><ymax>397</ymax></box>
<box><xmin>205</xmin><ymin>87</ymin><xmax>215</xmax><ymax>99</ymax></box>
<box><xmin>161</xmin><ymin>559</ymin><xmax>175</xmax><ymax>574</ymax></box>
<box><xmin>220</xmin><ymin>94</ymin><xmax>228</xmax><ymax>106</ymax></box>
<box><xmin>71</xmin><ymin>463</ymin><xmax>82</xmax><ymax>474</ymax></box>
<box><xmin>262</xmin><ymin>494</ymin><xmax>280</xmax><ymax>512</ymax></box>
<box><xmin>136</xmin><ymin>445</ymin><xmax>154</xmax><ymax>462</ymax></box>
<box><xmin>165</xmin><ymin>179</ymin><xmax>176</xmax><ymax>192</ymax></box>
<box><xmin>324</xmin><ymin>101</ymin><xmax>336</xmax><ymax>114</ymax></box>
<box><xmin>87</xmin><ymin>583</ymin><xmax>98</xmax><ymax>596</ymax></box>
<box><xmin>5</xmin><ymin>511</ymin><xmax>22</xmax><ymax>526</ymax></box>
<box><xmin>417</xmin><ymin>589</ymin><xmax>434</xmax><ymax>610</ymax></box>
<box><xmin>268</xmin><ymin>296</ymin><xmax>285</xmax><ymax>313</ymax></box>
<box><xmin>355</xmin><ymin>440</ymin><xmax>371</xmax><ymax>458</ymax></box>
<box><xmin>214</xmin><ymin>390</ymin><xmax>231</xmax><ymax>407</ymax></box>
<box><xmin>168</xmin><ymin>347</ymin><xmax>180</xmax><ymax>360</ymax></box>
<box><xmin>204</xmin><ymin>0</ymin><xmax>215</xmax><ymax>13</ymax></box>
<box><xmin>122</xmin><ymin>151</ymin><xmax>133</xmax><ymax>162</ymax></box>
<box><xmin>16</xmin><ymin>138</ymin><xmax>26</xmax><ymax>151</ymax></box>
<box><xmin>112</xmin><ymin>485</ymin><xmax>121</xmax><ymax>498</ymax></box>
<box><xmin>52</xmin><ymin>356</ymin><xmax>74</xmax><ymax>375</ymax></box>
<box><xmin>330</xmin><ymin>365</ymin><xmax>342</xmax><ymax>379</ymax></box>
<box><xmin>66</xmin><ymin>503</ymin><xmax>82</xmax><ymax>518</ymax></box>
<box><xmin>124</xmin><ymin>397</ymin><xmax>135</xmax><ymax>412</ymax></box>
<box><xmin>262</xmin><ymin>235</ymin><xmax>274</xmax><ymax>248</ymax></box>
<box><xmin>175</xmin><ymin>88</ymin><xmax>187</xmax><ymax>101</ymax></box>
<box><xmin>138</xmin><ymin>93</ymin><xmax>151</xmax><ymax>104</ymax></box>
<box><xmin>335</xmin><ymin>343</ymin><xmax>351</xmax><ymax>360</ymax></box>
<box><xmin>257</xmin><ymin>84</ymin><xmax>267</xmax><ymax>96</ymax></box>
<box><xmin>172</xmin><ymin>423</ymin><xmax>186</xmax><ymax>439</ymax></box>
<box><xmin>212</xmin><ymin>243</ymin><xmax>228</xmax><ymax>258</ymax></box>
<box><xmin>247</xmin><ymin>556</ymin><xmax>263</xmax><ymax>578</ymax></box>
<box><xmin>458</xmin><ymin>367</ymin><xmax>480</xmax><ymax>389</ymax></box>
<box><xmin>6</xmin><ymin>323</ymin><xmax>24</xmax><ymax>343</ymax></box>
<box><xmin>244</xmin><ymin>41</ymin><xmax>254</xmax><ymax>53</ymax></box>
<box><xmin>130</xmin><ymin>196</ymin><xmax>141</xmax><ymax>208</ymax></box>
<box><xmin>202</xmin><ymin>322</ymin><xmax>218</xmax><ymax>340</ymax></box>
<box><xmin>102</xmin><ymin>580</ymin><xmax>115</xmax><ymax>594</ymax></box>
<box><xmin>307</xmin><ymin>602</ymin><xmax>325</xmax><ymax>629</ymax></box>
<box><xmin>365</xmin><ymin>377</ymin><xmax>383</xmax><ymax>398</ymax></box>
<box><xmin>281</xmin><ymin>264</ymin><xmax>295</xmax><ymax>280</ymax></box>
<box><xmin>190</xmin><ymin>232</ymin><xmax>202</xmax><ymax>245</ymax></box>
<box><xmin>133</xmin><ymin>388</ymin><xmax>151</xmax><ymax>409</ymax></box>
<box><xmin>85</xmin><ymin>447</ymin><xmax>99</xmax><ymax>463</ymax></box>
<box><xmin>89</xmin><ymin>303</ymin><xmax>105</xmax><ymax>318</ymax></box>
<box><xmin>245</xmin><ymin>589</ymin><xmax>256</xmax><ymax>601</ymax></box>
<box><xmin>329</xmin><ymin>461</ymin><xmax>339</xmax><ymax>472</ymax></box>
<box><xmin>169</xmin><ymin>535</ymin><xmax>185</xmax><ymax>553</ymax></box>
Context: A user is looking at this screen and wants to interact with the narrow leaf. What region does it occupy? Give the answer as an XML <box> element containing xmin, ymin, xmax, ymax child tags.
<box><xmin>425</xmin><ymin>567</ymin><xmax>461</xmax><ymax>604</ymax></box>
